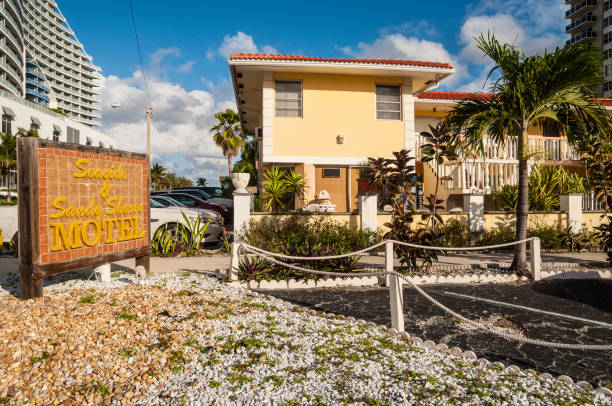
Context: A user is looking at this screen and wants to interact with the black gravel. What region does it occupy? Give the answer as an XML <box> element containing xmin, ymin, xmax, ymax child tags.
<box><xmin>259</xmin><ymin>279</ymin><xmax>612</xmax><ymax>387</ymax></box>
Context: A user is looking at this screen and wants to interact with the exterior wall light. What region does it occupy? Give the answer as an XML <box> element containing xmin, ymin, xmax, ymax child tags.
<box><xmin>336</xmin><ymin>134</ymin><xmax>344</xmax><ymax>144</ymax></box>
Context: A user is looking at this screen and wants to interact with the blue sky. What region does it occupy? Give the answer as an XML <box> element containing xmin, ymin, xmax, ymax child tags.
<box><xmin>58</xmin><ymin>0</ymin><xmax>568</xmax><ymax>184</ymax></box>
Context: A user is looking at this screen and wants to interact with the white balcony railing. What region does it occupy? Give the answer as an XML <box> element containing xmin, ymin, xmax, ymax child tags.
<box><xmin>417</xmin><ymin>134</ymin><xmax>582</xmax><ymax>195</ymax></box>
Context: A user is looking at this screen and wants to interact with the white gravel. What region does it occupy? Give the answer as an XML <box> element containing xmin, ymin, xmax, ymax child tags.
<box><xmin>1</xmin><ymin>270</ymin><xmax>610</xmax><ymax>405</ymax></box>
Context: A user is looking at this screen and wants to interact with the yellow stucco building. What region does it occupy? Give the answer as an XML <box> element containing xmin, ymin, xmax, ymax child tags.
<box><xmin>229</xmin><ymin>54</ymin><xmax>598</xmax><ymax>212</ymax></box>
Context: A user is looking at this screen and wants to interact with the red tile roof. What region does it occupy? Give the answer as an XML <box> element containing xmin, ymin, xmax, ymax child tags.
<box><xmin>418</xmin><ymin>91</ymin><xmax>612</xmax><ymax>107</ymax></box>
<box><xmin>598</xmin><ymin>98</ymin><xmax>612</xmax><ymax>106</ymax></box>
<box><xmin>417</xmin><ymin>91</ymin><xmax>495</xmax><ymax>101</ymax></box>
<box><xmin>229</xmin><ymin>54</ymin><xmax>454</xmax><ymax>69</ymax></box>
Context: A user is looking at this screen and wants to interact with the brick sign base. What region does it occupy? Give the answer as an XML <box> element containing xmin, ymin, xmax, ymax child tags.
<box><xmin>17</xmin><ymin>138</ymin><xmax>151</xmax><ymax>299</ymax></box>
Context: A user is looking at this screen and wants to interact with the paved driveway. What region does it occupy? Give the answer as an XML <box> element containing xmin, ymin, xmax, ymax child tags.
<box><xmin>260</xmin><ymin>279</ymin><xmax>612</xmax><ymax>387</ymax></box>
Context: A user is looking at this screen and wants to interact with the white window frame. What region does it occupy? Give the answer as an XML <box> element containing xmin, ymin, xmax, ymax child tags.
<box><xmin>375</xmin><ymin>83</ymin><xmax>402</xmax><ymax>121</ymax></box>
<box><xmin>274</xmin><ymin>80</ymin><xmax>302</xmax><ymax>118</ymax></box>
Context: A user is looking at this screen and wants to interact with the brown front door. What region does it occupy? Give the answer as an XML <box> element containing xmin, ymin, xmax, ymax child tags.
<box><xmin>315</xmin><ymin>166</ymin><xmax>348</xmax><ymax>212</ymax></box>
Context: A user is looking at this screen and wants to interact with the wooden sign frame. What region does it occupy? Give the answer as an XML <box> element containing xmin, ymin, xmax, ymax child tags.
<box><xmin>17</xmin><ymin>138</ymin><xmax>151</xmax><ymax>299</ymax></box>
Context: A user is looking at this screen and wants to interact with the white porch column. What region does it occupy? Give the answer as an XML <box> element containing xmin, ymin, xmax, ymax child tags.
<box><xmin>230</xmin><ymin>191</ymin><xmax>252</xmax><ymax>280</ymax></box>
<box><xmin>359</xmin><ymin>193</ymin><xmax>378</xmax><ymax>232</ymax></box>
<box><xmin>560</xmin><ymin>193</ymin><xmax>583</xmax><ymax>232</ymax></box>
<box><xmin>464</xmin><ymin>194</ymin><xmax>484</xmax><ymax>233</ymax></box>
<box><xmin>262</xmin><ymin>72</ymin><xmax>274</xmax><ymax>158</ymax></box>
<box><xmin>233</xmin><ymin>192</ymin><xmax>252</xmax><ymax>239</ymax></box>
<box><xmin>402</xmin><ymin>78</ymin><xmax>416</xmax><ymax>155</ymax></box>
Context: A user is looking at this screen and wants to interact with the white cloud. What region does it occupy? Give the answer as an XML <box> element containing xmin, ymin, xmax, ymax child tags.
<box><xmin>149</xmin><ymin>47</ymin><xmax>180</xmax><ymax>65</ymax></box>
<box><xmin>210</xmin><ymin>31</ymin><xmax>277</xmax><ymax>60</ymax></box>
<box><xmin>176</xmin><ymin>60</ymin><xmax>195</xmax><ymax>73</ymax></box>
<box><xmin>100</xmin><ymin>71</ymin><xmax>235</xmax><ymax>183</ymax></box>
<box><xmin>459</xmin><ymin>13</ymin><xmax>564</xmax><ymax>62</ymax></box>
<box><xmin>340</xmin><ymin>34</ymin><xmax>467</xmax><ymax>86</ymax></box>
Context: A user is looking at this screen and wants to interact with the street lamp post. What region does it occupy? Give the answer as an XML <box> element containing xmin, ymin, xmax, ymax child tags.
<box><xmin>111</xmin><ymin>102</ymin><xmax>152</xmax><ymax>271</ymax></box>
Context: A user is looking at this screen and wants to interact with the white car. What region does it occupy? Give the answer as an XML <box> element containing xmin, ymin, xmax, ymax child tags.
<box><xmin>0</xmin><ymin>201</ymin><xmax>225</xmax><ymax>246</ymax></box>
<box><xmin>0</xmin><ymin>206</ymin><xmax>18</xmax><ymax>246</ymax></box>
<box><xmin>150</xmin><ymin>199</ymin><xmax>225</xmax><ymax>244</ymax></box>
<box><xmin>151</xmin><ymin>195</ymin><xmax>224</xmax><ymax>225</ymax></box>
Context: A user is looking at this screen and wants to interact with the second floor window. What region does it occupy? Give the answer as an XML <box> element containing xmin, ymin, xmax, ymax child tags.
<box><xmin>67</xmin><ymin>127</ymin><xmax>80</xmax><ymax>144</ymax></box>
<box><xmin>2</xmin><ymin>115</ymin><xmax>12</xmax><ymax>134</ymax></box>
<box><xmin>275</xmin><ymin>81</ymin><xmax>302</xmax><ymax>117</ymax></box>
<box><xmin>376</xmin><ymin>84</ymin><xmax>401</xmax><ymax>120</ymax></box>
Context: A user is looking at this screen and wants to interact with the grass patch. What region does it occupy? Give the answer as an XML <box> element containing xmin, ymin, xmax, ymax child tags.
<box><xmin>121</xmin><ymin>348</ymin><xmax>137</xmax><ymax>358</ymax></box>
<box><xmin>94</xmin><ymin>381</ymin><xmax>110</xmax><ymax>397</ymax></box>
<box><xmin>80</xmin><ymin>293</ymin><xmax>96</xmax><ymax>304</ymax></box>
<box><xmin>119</xmin><ymin>306</ymin><xmax>137</xmax><ymax>321</ymax></box>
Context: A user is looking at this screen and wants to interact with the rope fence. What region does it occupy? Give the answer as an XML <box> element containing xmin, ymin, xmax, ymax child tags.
<box><xmin>230</xmin><ymin>239</ymin><xmax>612</xmax><ymax>351</ymax></box>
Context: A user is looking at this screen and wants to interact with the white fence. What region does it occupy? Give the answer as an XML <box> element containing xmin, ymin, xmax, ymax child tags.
<box><xmin>582</xmin><ymin>191</ymin><xmax>605</xmax><ymax>212</ymax></box>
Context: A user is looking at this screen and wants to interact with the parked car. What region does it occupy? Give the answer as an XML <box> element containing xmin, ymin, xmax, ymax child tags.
<box><xmin>0</xmin><ymin>206</ymin><xmax>18</xmax><ymax>247</ymax></box>
<box><xmin>151</xmin><ymin>195</ymin><xmax>223</xmax><ymax>225</ymax></box>
<box><xmin>157</xmin><ymin>192</ymin><xmax>231</xmax><ymax>223</ymax></box>
<box><xmin>0</xmin><ymin>201</ymin><xmax>225</xmax><ymax>249</ymax></box>
<box><xmin>150</xmin><ymin>199</ymin><xmax>225</xmax><ymax>244</ymax></box>
<box><xmin>152</xmin><ymin>188</ymin><xmax>233</xmax><ymax>208</ymax></box>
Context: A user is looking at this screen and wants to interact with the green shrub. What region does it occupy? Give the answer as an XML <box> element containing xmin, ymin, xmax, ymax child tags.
<box><xmin>474</xmin><ymin>224</ymin><xmax>515</xmax><ymax>247</ymax></box>
<box><xmin>527</xmin><ymin>223</ymin><xmax>565</xmax><ymax>250</ymax></box>
<box><xmin>239</xmin><ymin>216</ymin><xmax>381</xmax><ymax>280</ymax></box>
<box><xmin>491</xmin><ymin>165</ymin><xmax>587</xmax><ymax>211</ymax></box>
<box><xmin>439</xmin><ymin>219</ymin><xmax>471</xmax><ymax>247</ymax></box>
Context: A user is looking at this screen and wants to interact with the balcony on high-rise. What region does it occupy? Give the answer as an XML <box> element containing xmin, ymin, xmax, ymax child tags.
<box><xmin>566</xmin><ymin>29</ymin><xmax>597</xmax><ymax>45</ymax></box>
<box><xmin>566</xmin><ymin>0</ymin><xmax>597</xmax><ymax>19</ymax></box>
<box><xmin>566</xmin><ymin>14</ymin><xmax>596</xmax><ymax>34</ymax></box>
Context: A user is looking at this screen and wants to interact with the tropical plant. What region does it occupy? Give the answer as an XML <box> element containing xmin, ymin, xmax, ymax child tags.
<box><xmin>0</xmin><ymin>132</ymin><xmax>16</xmax><ymax>202</ymax></box>
<box><xmin>595</xmin><ymin>216</ymin><xmax>612</xmax><ymax>265</ymax></box>
<box><xmin>179</xmin><ymin>213</ymin><xmax>210</xmax><ymax>256</ymax></box>
<box><xmin>420</xmin><ymin>123</ymin><xmax>458</xmax><ymax>230</ymax></box>
<box><xmin>150</xmin><ymin>163</ymin><xmax>166</xmax><ymax>191</ymax></box>
<box><xmin>262</xmin><ymin>167</ymin><xmax>288</xmax><ymax>212</ymax></box>
<box><xmin>210</xmin><ymin>109</ymin><xmax>246</xmax><ymax>176</ymax></box>
<box><xmin>151</xmin><ymin>224</ymin><xmax>178</xmax><ymax>257</ymax></box>
<box><xmin>368</xmin><ymin>149</ymin><xmax>441</xmax><ymax>272</ymax></box>
<box><xmin>284</xmin><ymin>170</ymin><xmax>307</xmax><ymax>208</ymax></box>
<box><xmin>238</xmin><ymin>257</ymin><xmax>272</xmax><ymax>281</ymax></box>
<box><xmin>196</xmin><ymin>177</ymin><xmax>207</xmax><ymax>187</ymax></box>
<box><xmin>445</xmin><ymin>34</ymin><xmax>612</xmax><ymax>274</ymax></box>
<box><xmin>491</xmin><ymin>165</ymin><xmax>587</xmax><ymax>211</ymax></box>
<box><xmin>16</xmin><ymin>127</ymin><xmax>39</xmax><ymax>138</ymax></box>
<box><xmin>260</xmin><ymin>167</ymin><xmax>307</xmax><ymax>212</ymax></box>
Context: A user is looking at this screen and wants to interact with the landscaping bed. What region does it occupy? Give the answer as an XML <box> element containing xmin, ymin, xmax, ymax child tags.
<box><xmin>0</xmin><ymin>272</ymin><xmax>610</xmax><ymax>405</ymax></box>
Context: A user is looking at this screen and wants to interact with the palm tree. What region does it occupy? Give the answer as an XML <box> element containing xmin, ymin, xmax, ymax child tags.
<box><xmin>0</xmin><ymin>132</ymin><xmax>16</xmax><ymax>202</ymax></box>
<box><xmin>196</xmin><ymin>177</ymin><xmax>207</xmax><ymax>187</ymax></box>
<box><xmin>150</xmin><ymin>163</ymin><xmax>166</xmax><ymax>191</ymax></box>
<box><xmin>446</xmin><ymin>34</ymin><xmax>612</xmax><ymax>273</ymax></box>
<box><xmin>210</xmin><ymin>109</ymin><xmax>245</xmax><ymax>176</ymax></box>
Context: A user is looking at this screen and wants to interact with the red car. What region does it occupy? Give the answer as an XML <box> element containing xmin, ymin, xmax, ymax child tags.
<box><xmin>160</xmin><ymin>193</ymin><xmax>231</xmax><ymax>223</ymax></box>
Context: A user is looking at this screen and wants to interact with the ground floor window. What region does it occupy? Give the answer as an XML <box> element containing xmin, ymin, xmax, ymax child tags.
<box><xmin>52</xmin><ymin>130</ymin><xmax>60</xmax><ymax>141</ymax></box>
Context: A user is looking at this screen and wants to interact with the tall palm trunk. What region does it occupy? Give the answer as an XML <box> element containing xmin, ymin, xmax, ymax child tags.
<box><xmin>512</xmin><ymin>129</ymin><xmax>529</xmax><ymax>273</ymax></box>
<box><xmin>227</xmin><ymin>155</ymin><xmax>232</xmax><ymax>177</ymax></box>
<box><xmin>6</xmin><ymin>172</ymin><xmax>11</xmax><ymax>202</ymax></box>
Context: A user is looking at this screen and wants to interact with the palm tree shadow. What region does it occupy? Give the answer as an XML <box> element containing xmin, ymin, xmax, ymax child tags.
<box><xmin>531</xmin><ymin>279</ymin><xmax>612</xmax><ymax>313</ymax></box>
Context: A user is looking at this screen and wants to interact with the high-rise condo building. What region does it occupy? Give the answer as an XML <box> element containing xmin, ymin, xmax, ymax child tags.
<box><xmin>565</xmin><ymin>0</ymin><xmax>612</xmax><ymax>97</ymax></box>
<box><xmin>0</xmin><ymin>0</ymin><xmax>101</xmax><ymax>126</ymax></box>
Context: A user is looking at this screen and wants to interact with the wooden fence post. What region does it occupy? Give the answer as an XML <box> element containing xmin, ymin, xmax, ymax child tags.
<box><xmin>17</xmin><ymin>137</ymin><xmax>42</xmax><ymax>299</ymax></box>
<box><xmin>387</xmin><ymin>240</ymin><xmax>404</xmax><ymax>332</ymax></box>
